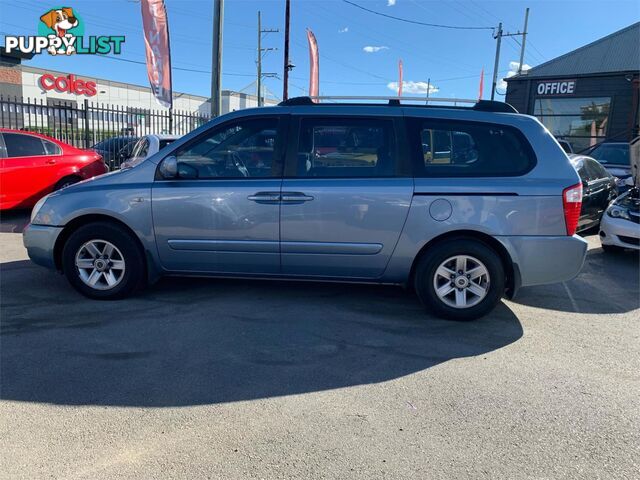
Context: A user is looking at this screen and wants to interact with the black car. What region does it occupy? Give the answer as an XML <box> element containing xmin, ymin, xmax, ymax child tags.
<box><xmin>92</xmin><ymin>136</ymin><xmax>139</xmax><ymax>170</ymax></box>
<box><xmin>569</xmin><ymin>155</ymin><xmax>618</xmax><ymax>232</ymax></box>
<box><xmin>584</xmin><ymin>142</ymin><xmax>632</xmax><ymax>192</ymax></box>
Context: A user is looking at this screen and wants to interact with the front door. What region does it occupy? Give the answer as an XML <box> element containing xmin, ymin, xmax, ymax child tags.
<box><xmin>279</xmin><ymin>115</ymin><xmax>413</xmax><ymax>279</ymax></box>
<box><xmin>152</xmin><ymin>115</ymin><xmax>286</xmax><ymax>274</ymax></box>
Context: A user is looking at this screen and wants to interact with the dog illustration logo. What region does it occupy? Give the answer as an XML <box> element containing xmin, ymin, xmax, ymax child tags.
<box><xmin>3</xmin><ymin>6</ymin><xmax>125</xmax><ymax>56</ymax></box>
<box><xmin>39</xmin><ymin>7</ymin><xmax>80</xmax><ymax>55</ymax></box>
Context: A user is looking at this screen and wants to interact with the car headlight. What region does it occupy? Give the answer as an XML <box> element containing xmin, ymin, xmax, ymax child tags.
<box><xmin>30</xmin><ymin>195</ymin><xmax>52</xmax><ymax>225</ymax></box>
<box><xmin>607</xmin><ymin>205</ymin><xmax>631</xmax><ymax>220</ymax></box>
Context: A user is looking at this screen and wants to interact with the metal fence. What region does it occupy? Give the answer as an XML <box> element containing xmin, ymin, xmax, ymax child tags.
<box><xmin>0</xmin><ymin>95</ymin><xmax>212</xmax><ymax>168</ymax></box>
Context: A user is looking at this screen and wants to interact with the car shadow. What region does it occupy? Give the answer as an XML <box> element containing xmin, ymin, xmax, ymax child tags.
<box><xmin>0</xmin><ymin>209</ymin><xmax>30</xmax><ymax>233</ymax></box>
<box><xmin>0</xmin><ymin>260</ymin><xmax>523</xmax><ymax>407</ymax></box>
<box><xmin>512</xmin><ymin>244</ymin><xmax>639</xmax><ymax>314</ymax></box>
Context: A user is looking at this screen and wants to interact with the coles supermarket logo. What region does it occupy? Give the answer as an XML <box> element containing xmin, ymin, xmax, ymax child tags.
<box><xmin>3</xmin><ymin>6</ymin><xmax>125</xmax><ymax>56</ymax></box>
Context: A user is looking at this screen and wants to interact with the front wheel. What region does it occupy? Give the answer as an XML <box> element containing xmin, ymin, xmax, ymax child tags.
<box><xmin>414</xmin><ymin>239</ymin><xmax>505</xmax><ymax>321</ymax></box>
<box><xmin>61</xmin><ymin>222</ymin><xmax>145</xmax><ymax>299</ymax></box>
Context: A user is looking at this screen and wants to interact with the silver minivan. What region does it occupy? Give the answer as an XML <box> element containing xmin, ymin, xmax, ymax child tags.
<box><xmin>23</xmin><ymin>97</ymin><xmax>588</xmax><ymax>320</ymax></box>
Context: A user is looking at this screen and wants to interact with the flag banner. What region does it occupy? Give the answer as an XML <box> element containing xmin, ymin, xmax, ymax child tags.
<box><xmin>307</xmin><ymin>29</ymin><xmax>319</xmax><ymax>100</ymax></box>
<box><xmin>398</xmin><ymin>59</ymin><xmax>403</xmax><ymax>97</ymax></box>
<box><xmin>478</xmin><ymin>67</ymin><xmax>484</xmax><ymax>100</ymax></box>
<box><xmin>141</xmin><ymin>0</ymin><xmax>172</xmax><ymax>108</ymax></box>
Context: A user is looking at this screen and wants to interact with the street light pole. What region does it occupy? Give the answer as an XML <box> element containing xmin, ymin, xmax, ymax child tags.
<box><xmin>517</xmin><ymin>8</ymin><xmax>530</xmax><ymax>74</ymax></box>
<box><xmin>283</xmin><ymin>0</ymin><xmax>291</xmax><ymax>101</ymax></box>
<box><xmin>211</xmin><ymin>0</ymin><xmax>224</xmax><ymax>116</ymax></box>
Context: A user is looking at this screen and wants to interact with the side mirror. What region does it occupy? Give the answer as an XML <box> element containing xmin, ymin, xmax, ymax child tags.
<box><xmin>159</xmin><ymin>156</ymin><xmax>178</xmax><ymax>179</ymax></box>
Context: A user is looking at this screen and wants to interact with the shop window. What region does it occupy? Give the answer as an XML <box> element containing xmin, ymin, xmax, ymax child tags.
<box><xmin>534</xmin><ymin>97</ymin><xmax>610</xmax><ymax>153</ymax></box>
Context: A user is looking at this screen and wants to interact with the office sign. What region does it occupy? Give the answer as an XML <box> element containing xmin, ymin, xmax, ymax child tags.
<box><xmin>536</xmin><ymin>80</ymin><xmax>577</xmax><ymax>96</ymax></box>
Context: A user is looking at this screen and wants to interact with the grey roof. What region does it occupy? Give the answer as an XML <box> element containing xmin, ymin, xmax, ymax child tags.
<box><xmin>508</xmin><ymin>22</ymin><xmax>640</xmax><ymax>80</ymax></box>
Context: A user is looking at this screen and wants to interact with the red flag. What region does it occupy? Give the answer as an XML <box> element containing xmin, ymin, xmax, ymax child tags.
<box><xmin>398</xmin><ymin>59</ymin><xmax>403</xmax><ymax>97</ymax></box>
<box><xmin>307</xmin><ymin>29</ymin><xmax>319</xmax><ymax>100</ymax></box>
<box><xmin>478</xmin><ymin>67</ymin><xmax>484</xmax><ymax>101</ymax></box>
<box><xmin>141</xmin><ymin>0</ymin><xmax>172</xmax><ymax>108</ymax></box>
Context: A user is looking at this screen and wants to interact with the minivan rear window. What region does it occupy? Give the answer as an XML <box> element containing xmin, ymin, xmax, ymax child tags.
<box><xmin>412</xmin><ymin>120</ymin><xmax>535</xmax><ymax>177</ymax></box>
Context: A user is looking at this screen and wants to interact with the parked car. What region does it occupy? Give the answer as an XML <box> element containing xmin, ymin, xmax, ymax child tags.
<box><xmin>92</xmin><ymin>136</ymin><xmax>139</xmax><ymax>170</ymax></box>
<box><xmin>557</xmin><ymin>139</ymin><xmax>574</xmax><ymax>155</ymax></box>
<box><xmin>568</xmin><ymin>155</ymin><xmax>618</xmax><ymax>232</ymax></box>
<box><xmin>120</xmin><ymin>134</ymin><xmax>180</xmax><ymax>169</ymax></box>
<box><xmin>23</xmin><ymin>97</ymin><xmax>588</xmax><ymax>321</ymax></box>
<box><xmin>584</xmin><ymin>142</ymin><xmax>632</xmax><ymax>192</ymax></box>
<box><xmin>0</xmin><ymin>128</ymin><xmax>107</xmax><ymax>210</ymax></box>
<box><xmin>599</xmin><ymin>188</ymin><xmax>640</xmax><ymax>251</ymax></box>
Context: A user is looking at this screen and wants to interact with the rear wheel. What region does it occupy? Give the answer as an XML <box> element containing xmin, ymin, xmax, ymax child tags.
<box><xmin>414</xmin><ymin>239</ymin><xmax>505</xmax><ymax>321</ymax></box>
<box><xmin>62</xmin><ymin>222</ymin><xmax>145</xmax><ymax>299</ymax></box>
<box><xmin>54</xmin><ymin>176</ymin><xmax>81</xmax><ymax>191</ymax></box>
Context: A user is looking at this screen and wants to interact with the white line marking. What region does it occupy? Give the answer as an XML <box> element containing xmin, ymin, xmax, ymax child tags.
<box><xmin>562</xmin><ymin>282</ymin><xmax>579</xmax><ymax>313</ymax></box>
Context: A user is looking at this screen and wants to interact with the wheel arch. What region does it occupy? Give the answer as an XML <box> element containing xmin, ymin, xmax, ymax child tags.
<box><xmin>53</xmin><ymin>214</ymin><xmax>148</xmax><ymax>275</ymax></box>
<box><xmin>408</xmin><ymin>230</ymin><xmax>519</xmax><ymax>298</ymax></box>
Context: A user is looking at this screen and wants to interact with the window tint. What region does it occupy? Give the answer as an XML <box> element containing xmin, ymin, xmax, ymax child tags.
<box><xmin>414</xmin><ymin>121</ymin><xmax>534</xmax><ymax>177</ymax></box>
<box><xmin>42</xmin><ymin>139</ymin><xmax>61</xmax><ymax>155</ymax></box>
<box><xmin>586</xmin><ymin>159</ymin><xmax>610</xmax><ymax>180</ymax></box>
<box><xmin>3</xmin><ymin>133</ymin><xmax>47</xmax><ymax>157</ymax></box>
<box><xmin>296</xmin><ymin>118</ymin><xmax>396</xmax><ymax>177</ymax></box>
<box><xmin>573</xmin><ymin>159</ymin><xmax>592</xmax><ymax>183</ymax></box>
<box><xmin>176</xmin><ymin>118</ymin><xmax>279</xmax><ymax>179</ymax></box>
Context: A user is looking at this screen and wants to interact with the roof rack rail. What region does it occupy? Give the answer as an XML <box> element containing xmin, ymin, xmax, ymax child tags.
<box><xmin>278</xmin><ymin>96</ymin><xmax>518</xmax><ymax>113</ymax></box>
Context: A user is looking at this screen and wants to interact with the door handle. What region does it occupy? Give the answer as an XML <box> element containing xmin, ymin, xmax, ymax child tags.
<box><xmin>46</xmin><ymin>159</ymin><xmax>56</xmax><ymax>165</ymax></box>
<box><xmin>281</xmin><ymin>192</ymin><xmax>314</xmax><ymax>202</ymax></box>
<box><xmin>247</xmin><ymin>192</ymin><xmax>281</xmax><ymax>203</ymax></box>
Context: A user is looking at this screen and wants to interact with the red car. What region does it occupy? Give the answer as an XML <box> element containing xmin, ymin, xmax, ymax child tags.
<box><xmin>0</xmin><ymin>129</ymin><xmax>107</xmax><ymax>210</ymax></box>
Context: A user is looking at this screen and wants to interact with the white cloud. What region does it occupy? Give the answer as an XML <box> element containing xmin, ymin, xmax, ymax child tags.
<box><xmin>363</xmin><ymin>45</ymin><xmax>388</xmax><ymax>53</ymax></box>
<box><xmin>338</xmin><ymin>27</ymin><xmax>349</xmax><ymax>33</ymax></box>
<box><xmin>387</xmin><ymin>81</ymin><xmax>440</xmax><ymax>95</ymax></box>
<box><xmin>387</xmin><ymin>0</ymin><xmax>397</xmax><ymax>6</ymax></box>
<box><xmin>497</xmin><ymin>60</ymin><xmax>531</xmax><ymax>91</ymax></box>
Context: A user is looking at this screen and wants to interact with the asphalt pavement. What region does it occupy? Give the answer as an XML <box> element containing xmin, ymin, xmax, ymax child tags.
<box><xmin>1</xmin><ymin>210</ymin><xmax>638</xmax><ymax>479</ymax></box>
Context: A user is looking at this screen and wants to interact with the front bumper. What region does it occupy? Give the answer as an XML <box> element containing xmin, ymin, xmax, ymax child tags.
<box><xmin>22</xmin><ymin>224</ymin><xmax>64</xmax><ymax>269</ymax></box>
<box><xmin>599</xmin><ymin>215</ymin><xmax>640</xmax><ymax>250</ymax></box>
<box><xmin>497</xmin><ymin>235</ymin><xmax>588</xmax><ymax>288</ymax></box>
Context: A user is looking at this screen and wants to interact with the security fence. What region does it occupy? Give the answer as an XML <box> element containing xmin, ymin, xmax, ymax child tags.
<box><xmin>0</xmin><ymin>95</ymin><xmax>212</xmax><ymax>168</ymax></box>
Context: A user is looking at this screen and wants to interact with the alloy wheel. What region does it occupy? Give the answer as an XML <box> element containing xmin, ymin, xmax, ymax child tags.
<box><xmin>433</xmin><ymin>255</ymin><xmax>490</xmax><ymax>309</ymax></box>
<box><xmin>74</xmin><ymin>240</ymin><xmax>126</xmax><ymax>291</ymax></box>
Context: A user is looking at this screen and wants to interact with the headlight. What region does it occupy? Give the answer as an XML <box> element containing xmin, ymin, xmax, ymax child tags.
<box><xmin>607</xmin><ymin>205</ymin><xmax>631</xmax><ymax>220</ymax></box>
<box><xmin>30</xmin><ymin>195</ymin><xmax>51</xmax><ymax>224</ymax></box>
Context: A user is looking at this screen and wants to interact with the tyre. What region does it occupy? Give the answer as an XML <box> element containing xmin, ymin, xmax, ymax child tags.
<box><xmin>414</xmin><ymin>239</ymin><xmax>505</xmax><ymax>321</ymax></box>
<box><xmin>601</xmin><ymin>244</ymin><xmax>623</xmax><ymax>253</ymax></box>
<box><xmin>61</xmin><ymin>222</ymin><xmax>145</xmax><ymax>299</ymax></box>
<box><xmin>54</xmin><ymin>176</ymin><xmax>81</xmax><ymax>191</ymax></box>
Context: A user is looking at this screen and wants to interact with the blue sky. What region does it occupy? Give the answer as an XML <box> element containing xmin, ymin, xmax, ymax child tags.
<box><xmin>2</xmin><ymin>0</ymin><xmax>639</xmax><ymax>103</ymax></box>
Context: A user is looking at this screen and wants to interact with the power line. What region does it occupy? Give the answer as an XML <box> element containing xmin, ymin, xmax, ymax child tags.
<box><xmin>342</xmin><ymin>0</ymin><xmax>494</xmax><ymax>30</ymax></box>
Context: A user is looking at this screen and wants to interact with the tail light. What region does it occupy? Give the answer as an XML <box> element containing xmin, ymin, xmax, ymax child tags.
<box><xmin>562</xmin><ymin>183</ymin><xmax>583</xmax><ymax>235</ymax></box>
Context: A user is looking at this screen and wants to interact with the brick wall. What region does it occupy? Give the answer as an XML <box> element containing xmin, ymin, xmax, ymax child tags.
<box><xmin>0</xmin><ymin>66</ymin><xmax>21</xmax><ymax>85</ymax></box>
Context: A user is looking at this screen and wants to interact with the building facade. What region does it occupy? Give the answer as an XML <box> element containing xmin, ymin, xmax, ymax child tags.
<box><xmin>505</xmin><ymin>22</ymin><xmax>640</xmax><ymax>153</ymax></box>
<box><xmin>0</xmin><ymin>56</ymin><xmax>276</xmax><ymax>116</ymax></box>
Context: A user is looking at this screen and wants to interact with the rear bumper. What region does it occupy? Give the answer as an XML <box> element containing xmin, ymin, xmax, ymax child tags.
<box><xmin>496</xmin><ymin>235</ymin><xmax>588</xmax><ymax>289</ymax></box>
<box><xmin>22</xmin><ymin>224</ymin><xmax>63</xmax><ymax>270</ymax></box>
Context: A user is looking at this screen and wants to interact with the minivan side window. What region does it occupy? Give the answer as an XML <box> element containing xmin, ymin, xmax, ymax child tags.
<box><xmin>296</xmin><ymin>118</ymin><xmax>396</xmax><ymax>177</ymax></box>
<box><xmin>175</xmin><ymin>118</ymin><xmax>279</xmax><ymax>179</ymax></box>
<box><xmin>413</xmin><ymin>120</ymin><xmax>535</xmax><ymax>177</ymax></box>
<box><xmin>3</xmin><ymin>133</ymin><xmax>47</xmax><ymax>158</ymax></box>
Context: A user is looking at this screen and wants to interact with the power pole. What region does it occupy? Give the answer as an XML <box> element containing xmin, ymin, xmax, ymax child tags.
<box><xmin>517</xmin><ymin>7</ymin><xmax>530</xmax><ymax>74</ymax></box>
<box><xmin>283</xmin><ymin>0</ymin><xmax>292</xmax><ymax>101</ymax></box>
<box><xmin>491</xmin><ymin>8</ymin><xmax>531</xmax><ymax>99</ymax></box>
<box><xmin>491</xmin><ymin>22</ymin><xmax>502</xmax><ymax>101</ymax></box>
<box><xmin>211</xmin><ymin>0</ymin><xmax>224</xmax><ymax>116</ymax></box>
<box><xmin>256</xmin><ymin>11</ymin><xmax>278</xmax><ymax>107</ymax></box>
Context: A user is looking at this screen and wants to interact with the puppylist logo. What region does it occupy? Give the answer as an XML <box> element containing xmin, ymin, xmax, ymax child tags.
<box><xmin>3</xmin><ymin>6</ymin><xmax>125</xmax><ymax>56</ymax></box>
